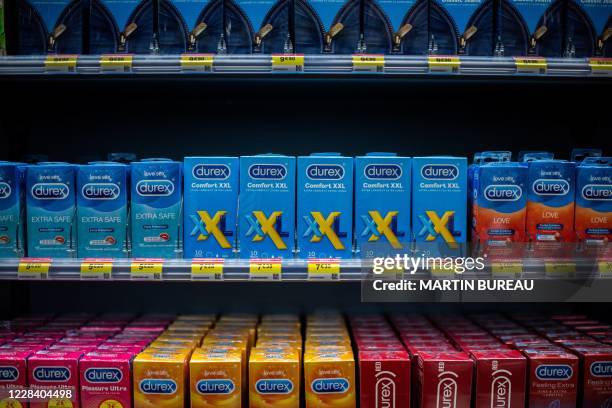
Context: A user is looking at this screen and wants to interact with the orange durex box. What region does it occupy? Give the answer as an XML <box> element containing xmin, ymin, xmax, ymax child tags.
<box><xmin>133</xmin><ymin>350</ymin><xmax>191</xmax><ymax>408</ymax></box>
<box><xmin>249</xmin><ymin>348</ymin><xmax>300</xmax><ymax>408</ymax></box>
<box><xmin>150</xmin><ymin>338</ymin><xmax>201</xmax><ymax>349</ymax></box>
<box><xmin>304</xmin><ymin>348</ymin><xmax>357</xmax><ymax>408</ymax></box>
<box><xmin>190</xmin><ymin>348</ymin><xmax>242</xmax><ymax>408</ymax></box>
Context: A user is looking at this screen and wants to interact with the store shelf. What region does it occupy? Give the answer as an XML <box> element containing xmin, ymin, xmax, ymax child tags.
<box><xmin>0</xmin><ymin>55</ymin><xmax>610</xmax><ymax>77</ymax></box>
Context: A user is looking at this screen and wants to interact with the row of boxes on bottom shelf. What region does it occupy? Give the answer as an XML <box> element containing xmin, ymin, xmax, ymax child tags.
<box><xmin>1</xmin><ymin>311</ymin><xmax>612</xmax><ymax>407</ymax></box>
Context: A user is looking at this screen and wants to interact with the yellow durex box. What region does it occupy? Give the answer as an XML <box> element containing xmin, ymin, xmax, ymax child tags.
<box><xmin>201</xmin><ymin>339</ymin><xmax>249</xmax><ymax>387</ymax></box>
<box><xmin>249</xmin><ymin>348</ymin><xmax>300</xmax><ymax>408</ymax></box>
<box><xmin>133</xmin><ymin>350</ymin><xmax>191</xmax><ymax>408</ymax></box>
<box><xmin>304</xmin><ymin>349</ymin><xmax>356</xmax><ymax>408</ymax></box>
<box><xmin>150</xmin><ymin>338</ymin><xmax>200</xmax><ymax>349</ymax></box>
<box><xmin>190</xmin><ymin>348</ymin><xmax>242</xmax><ymax>408</ymax></box>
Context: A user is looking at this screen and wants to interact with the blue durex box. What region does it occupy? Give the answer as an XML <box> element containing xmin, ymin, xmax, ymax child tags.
<box><xmin>183</xmin><ymin>157</ymin><xmax>239</xmax><ymax>258</ymax></box>
<box><xmin>297</xmin><ymin>153</ymin><xmax>353</xmax><ymax>258</ymax></box>
<box><xmin>354</xmin><ymin>153</ymin><xmax>411</xmax><ymax>256</ymax></box>
<box><xmin>412</xmin><ymin>156</ymin><xmax>467</xmax><ymax>246</ymax></box>
<box><xmin>239</xmin><ymin>154</ymin><xmax>295</xmax><ymax>259</ymax></box>
<box><xmin>575</xmin><ymin>157</ymin><xmax>612</xmax><ymax>243</ymax></box>
<box><xmin>130</xmin><ymin>160</ymin><xmax>182</xmax><ymax>258</ymax></box>
<box><xmin>18</xmin><ymin>0</ymin><xmax>84</xmax><ymax>54</ymax></box>
<box><xmin>76</xmin><ymin>163</ymin><xmax>128</xmax><ymax>258</ymax></box>
<box><xmin>0</xmin><ymin>163</ymin><xmax>26</xmax><ymax>258</ymax></box>
<box><xmin>26</xmin><ymin>164</ymin><xmax>76</xmax><ymax>258</ymax></box>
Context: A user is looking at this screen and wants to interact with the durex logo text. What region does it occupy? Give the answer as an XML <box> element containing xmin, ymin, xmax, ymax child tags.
<box><xmin>0</xmin><ymin>366</ymin><xmax>19</xmax><ymax>382</ymax></box>
<box><xmin>31</xmin><ymin>183</ymin><xmax>69</xmax><ymax>200</ymax></box>
<box><xmin>193</xmin><ymin>164</ymin><xmax>231</xmax><ymax>180</ymax></box>
<box><xmin>255</xmin><ymin>379</ymin><xmax>293</xmax><ymax>394</ymax></box>
<box><xmin>0</xmin><ymin>182</ymin><xmax>12</xmax><ymax>199</ymax></box>
<box><xmin>196</xmin><ymin>379</ymin><xmax>235</xmax><ymax>394</ymax></box>
<box><xmin>84</xmin><ymin>367</ymin><xmax>123</xmax><ymax>383</ymax></box>
<box><xmin>364</xmin><ymin>164</ymin><xmax>402</xmax><ymax>180</ymax></box>
<box><xmin>491</xmin><ymin>370</ymin><xmax>512</xmax><ymax>408</ymax></box>
<box><xmin>311</xmin><ymin>378</ymin><xmax>350</xmax><ymax>394</ymax></box>
<box><xmin>421</xmin><ymin>164</ymin><xmax>458</xmax><ymax>180</ymax></box>
<box><xmin>533</xmin><ymin>179</ymin><xmax>570</xmax><ymax>196</ymax></box>
<box><xmin>248</xmin><ymin>164</ymin><xmax>287</xmax><ymax>180</ymax></box>
<box><xmin>375</xmin><ymin>371</ymin><xmax>396</xmax><ymax>408</ymax></box>
<box><xmin>582</xmin><ymin>184</ymin><xmax>612</xmax><ymax>201</ymax></box>
<box><xmin>136</xmin><ymin>180</ymin><xmax>174</xmax><ymax>196</ymax></box>
<box><xmin>590</xmin><ymin>361</ymin><xmax>612</xmax><ymax>377</ymax></box>
<box><xmin>139</xmin><ymin>379</ymin><xmax>177</xmax><ymax>394</ymax></box>
<box><xmin>306</xmin><ymin>164</ymin><xmax>344</xmax><ymax>180</ymax></box>
<box><xmin>484</xmin><ymin>185</ymin><xmax>522</xmax><ymax>201</ymax></box>
<box><xmin>535</xmin><ymin>365</ymin><xmax>573</xmax><ymax>380</ymax></box>
<box><xmin>436</xmin><ymin>371</ymin><xmax>458</xmax><ymax>408</ymax></box>
<box><xmin>33</xmin><ymin>366</ymin><xmax>71</xmax><ymax>382</ymax></box>
<box><xmin>82</xmin><ymin>183</ymin><xmax>120</xmax><ymax>200</ymax></box>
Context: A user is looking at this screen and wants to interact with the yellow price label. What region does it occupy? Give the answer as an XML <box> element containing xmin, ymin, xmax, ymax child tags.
<box><xmin>0</xmin><ymin>399</ymin><xmax>24</xmax><ymax>408</ymax></box>
<box><xmin>598</xmin><ymin>261</ymin><xmax>612</xmax><ymax>275</ymax></box>
<box><xmin>491</xmin><ymin>262</ymin><xmax>523</xmax><ymax>275</ymax></box>
<box><xmin>307</xmin><ymin>259</ymin><xmax>340</xmax><ymax>280</ymax></box>
<box><xmin>272</xmin><ymin>54</ymin><xmax>304</xmax><ymax>72</ymax></box>
<box><xmin>45</xmin><ymin>55</ymin><xmax>78</xmax><ymax>73</ymax></box>
<box><xmin>249</xmin><ymin>259</ymin><xmax>282</xmax><ymax>280</ymax></box>
<box><xmin>17</xmin><ymin>258</ymin><xmax>51</xmax><ymax>279</ymax></box>
<box><xmin>352</xmin><ymin>55</ymin><xmax>385</xmax><ymax>73</ymax></box>
<box><xmin>191</xmin><ymin>259</ymin><xmax>224</xmax><ymax>280</ymax></box>
<box><xmin>80</xmin><ymin>258</ymin><xmax>113</xmax><ymax>280</ymax></box>
<box><xmin>100</xmin><ymin>54</ymin><xmax>133</xmax><ymax>72</ymax></box>
<box><xmin>428</xmin><ymin>56</ymin><xmax>460</xmax><ymax>73</ymax></box>
<box><xmin>180</xmin><ymin>54</ymin><xmax>214</xmax><ymax>72</ymax></box>
<box><xmin>545</xmin><ymin>261</ymin><xmax>576</xmax><ymax>276</ymax></box>
<box><xmin>514</xmin><ymin>57</ymin><xmax>547</xmax><ymax>74</ymax></box>
<box><xmin>589</xmin><ymin>58</ymin><xmax>612</xmax><ymax>76</ymax></box>
<box><xmin>130</xmin><ymin>259</ymin><xmax>163</xmax><ymax>280</ymax></box>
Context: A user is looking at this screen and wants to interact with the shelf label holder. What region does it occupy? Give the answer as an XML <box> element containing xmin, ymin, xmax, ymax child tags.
<box><xmin>249</xmin><ymin>259</ymin><xmax>282</xmax><ymax>280</ymax></box>
<box><xmin>17</xmin><ymin>258</ymin><xmax>51</xmax><ymax>280</ymax></box>
<box><xmin>191</xmin><ymin>258</ymin><xmax>224</xmax><ymax>280</ymax></box>
<box><xmin>130</xmin><ymin>258</ymin><xmax>163</xmax><ymax>280</ymax></box>
<box><xmin>180</xmin><ymin>54</ymin><xmax>214</xmax><ymax>72</ymax></box>
<box><xmin>80</xmin><ymin>258</ymin><xmax>113</xmax><ymax>280</ymax></box>
<box><xmin>514</xmin><ymin>57</ymin><xmax>547</xmax><ymax>74</ymax></box>
<box><xmin>544</xmin><ymin>261</ymin><xmax>576</xmax><ymax>278</ymax></box>
<box><xmin>428</xmin><ymin>56</ymin><xmax>460</xmax><ymax>73</ymax></box>
<box><xmin>598</xmin><ymin>261</ymin><xmax>612</xmax><ymax>275</ymax></box>
<box><xmin>44</xmin><ymin>55</ymin><xmax>78</xmax><ymax>73</ymax></box>
<box><xmin>589</xmin><ymin>58</ymin><xmax>612</xmax><ymax>76</ymax></box>
<box><xmin>491</xmin><ymin>261</ymin><xmax>523</xmax><ymax>276</ymax></box>
<box><xmin>272</xmin><ymin>54</ymin><xmax>304</xmax><ymax>72</ymax></box>
<box><xmin>100</xmin><ymin>54</ymin><xmax>133</xmax><ymax>73</ymax></box>
<box><xmin>307</xmin><ymin>258</ymin><xmax>340</xmax><ymax>280</ymax></box>
<box><xmin>352</xmin><ymin>55</ymin><xmax>385</xmax><ymax>73</ymax></box>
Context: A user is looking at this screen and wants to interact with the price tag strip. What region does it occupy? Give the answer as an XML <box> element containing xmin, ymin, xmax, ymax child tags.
<box><xmin>271</xmin><ymin>54</ymin><xmax>304</xmax><ymax>72</ymax></box>
<box><xmin>544</xmin><ymin>261</ymin><xmax>576</xmax><ymax>277</ymax></box>
<box><xmin>514</xmin><ymin>57</ymin><xmax>547</xmax><ymax>74</ymax></box>
<box><xmin>100</xmin><ymin>54</ymin><xmax>133</xmax><ymax>72</ymax></box>
<box><xmin>191</xmin><ymin>258</ymin><xmax>224</xmax><ymax>280</ymax></box>
<box><xmin>352</xmin><ymin>55</ymin><xmax>385</xmax><ymax>73</ymax></box>
<box><xmin>249</xmin><ymin>259</ymin><xmax>282</xmax><ymax>280</ymax></box>
<box><xmin>80</xmin><ymin>258</ymin><xmax>113</xmax><ymax>280</ymax></box>
<box><xmin>44</xmin><ymin>55</ymin><xmax>78</xmax><ymax>73</ymax></box>
<box><xmin>130</xmin><ymin>259</ymin><xmax>164</xmax><ymax>280</ymax></box>
<box><xmin>18</xmin><ymin>258</ymin><xmax>51</xmax><ymax>280</ymax></box>
<box><xmin>589</xmin><ymin>58</ymin><xmax>612</xmax><ymax>76</ymax></box>
<box><xmin>598</xmin><ymin>261</ymin><xmax>612</xmax><ymax>275</ymax></box>
<box><xmin>180</xmin><ymin>54</ymin><xmax>214</xmax><ymax>72</ymax></box>
<box><xmin>428</xmin><ymin>56</ymin><xmax>460</xmax><ymax>73</ymax></box>
<box><xmin>491</xmin><ymin>261</ymin><xmax>523</xmax><ymax>276</ymax></box>
<box><xmin>307</xmin><ymin>259</ymin><xmax>340</xmax><ymax>280</ymax></box>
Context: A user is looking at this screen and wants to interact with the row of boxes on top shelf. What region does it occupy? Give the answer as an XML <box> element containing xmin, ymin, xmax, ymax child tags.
<box><xmin>1</xmin><ymin>311</ymin><xmax>612</xmax><ymax>407</ymax></box>
<box><xmin>4</xmin><ymin>0</ymin><xmax>611</xmax><ymax>57</ymax></box>
<box><xmin>0</xmin><ymin>149</ymin><xmax>610</xmax><ymax>260</ymax></box>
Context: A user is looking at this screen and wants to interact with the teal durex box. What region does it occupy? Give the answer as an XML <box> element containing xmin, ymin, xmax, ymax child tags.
<box><xmin>76</xmin><ymin>163</ymin><xmax>128</xmax><ymax>258</ymax></box>
<box><xmin>297</xmin><ymin>153</ymin><xmax>353</xmax><ymax>258</ymax></box>
<box><xmin>355</xmin><ymin>153</ymin><xmax>411</xmax><ymax>256</ymax></box>
<box><xmin>0</xmin><ymin>163</ymin><xmax>26</xmax><ymax>258</ymax></box>
<box><xmin>183</xmin><ymin>157</ymin><xmax>239</xmax><ymax>258</ymax></box>
<box><xmin>412</xmin><ymin>156</ymin><xmax>467</xmax><ymax>246</ymax></box>
<box><xmin>239</xmin><ymin>154</ymin><xmax>296</xmax><ymax>258</ymax></box>
<box><xmin>26</xmin><ymin>163</ymin><xmax>76</xmax><ymax>258</ymax></box>
<box><xmin>130</xmin><ymin>160</ymin><xmax>182</xmax><ymax>258</ymax></box>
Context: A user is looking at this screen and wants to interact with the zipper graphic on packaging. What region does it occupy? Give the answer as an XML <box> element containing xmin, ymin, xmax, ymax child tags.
<box><xmin>189</xmin><ymin>22</ymin><xmax>208</xmax><ymax>50</ymax></box>
<box><xmin>393</xmin><ymin>23</ymin><xmax>413</xmax><ymax>51</ymax></box>
<box><xmin>48</xmin><ymin>24</ymin><xmax>67</xmax><ymax>51</ymax></box>
<box><xmin>598</xmin><ymin>28</ymin><xmax>611</xmax><ymax>55</ymax></box>
<box><xmin>325</xmin><ymin>22</ymin><xmax>345</xmax><ymax>51</ymax></box>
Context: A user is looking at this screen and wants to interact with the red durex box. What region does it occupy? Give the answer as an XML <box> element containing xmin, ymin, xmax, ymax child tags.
<box><xmin>523</xmin><ymin>349</ymin><xmax>579</xmax><ymax>408</ymax></box>
<box><xmin>415</xmin><ymin>351</ymin><xmax>474</xmax><ymax>408</ymax></box>
<box><xmin>359</xmin><ymin>350</ymin><xmax>410</xmax><ymax>408</ymax></box>
<box><xmin>0</xmin><ymin>350</ymin><xmax>32</xmax><ymax>404</ymax></box>
<box><xmin>28</xmin><ymin>350</ymin><xmax>83</xmax><ymax>408</ymax></box>
<box><xmin>571</xmin><ymin>347</ymin><xmax>612</xmax><ymax>408</ymax></box>
<box><xmin>79</xmin><ymin>351</ymin><xmax>134</xmax><ymax>408</ymax></box>
<box><xmin>471</xmin><ymin>349</ymin><xmax>526</xmax><ymax>408</ymax></box>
